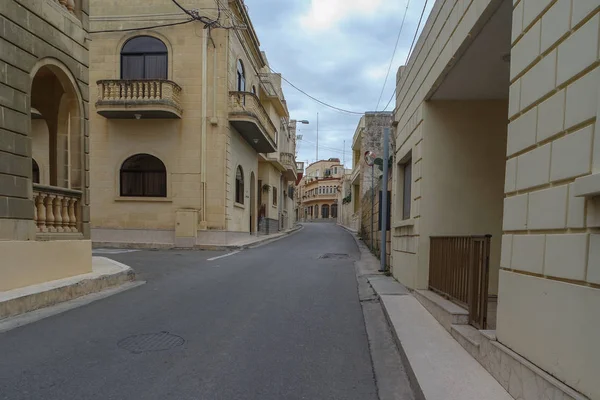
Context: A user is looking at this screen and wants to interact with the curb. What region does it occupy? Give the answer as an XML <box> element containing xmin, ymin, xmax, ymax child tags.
<box><xmin>0</xmin><ymin>258</ymin><xmax>136</xmax><ymax>320</ymax></box>
<box><xmin>93</xmin><ymin>225</ymin><xmax>304</xmax><ymax>252</ymax></box>
<box><xmin>348</xmin><ymin>227</ymin><xmax>426</xmax><ymax>400</ymax></box>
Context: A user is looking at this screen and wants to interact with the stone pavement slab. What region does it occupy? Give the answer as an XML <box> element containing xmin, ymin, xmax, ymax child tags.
<box><xmin>380</xmin><ymin>295</ymin><xmax>513</xmax><ymax>400</ymax></box>
<box><xmin>368</xmin><ymin>276</ymin><xmax>410</xmax><ymax>296</ymax></box>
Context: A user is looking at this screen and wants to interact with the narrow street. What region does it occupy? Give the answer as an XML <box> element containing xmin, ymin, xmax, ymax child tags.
<box><xmin>0</xmin><ymin>224</ymin><xmax>393</xmax><ymax>400</ymax></box>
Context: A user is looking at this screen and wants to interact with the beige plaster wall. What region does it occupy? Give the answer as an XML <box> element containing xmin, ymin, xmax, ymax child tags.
<box><xmin>228</xmin><ymin>127</ymin><xmax>259</xmax><ymax>232</ymax></box>
<box><xmin>421</xmin><ymin>100</ymin><xmax>508</xmax><ymax>295</ymax></box>
<box><xmin>0</xmin><ymin>240</ymin><xmax>92</xmax><ymax>291</ymax></box>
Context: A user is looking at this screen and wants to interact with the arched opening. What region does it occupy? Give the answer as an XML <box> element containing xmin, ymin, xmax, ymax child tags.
<box><xmin>237</xmin><ymin>60</ymin><xmax>245</xmax><ymax>92</ymax></box>
<box><xmin>30</xmin><ymin>60</ymin><xmax>85</xmax><ymax>235</ymax></box>
<box><xmin>121</xmin><ymin>36</ymin><xmax>168</xmax><ymax>80</ymax></box>
<box><xmin>322</xmin><ymin>204</ymin><xmax>330</xmax><ymax>219</ymax></box>
<box><xmin>31</xmin><ymin>65</ymin><xmax>83</xmax><ymax>189</ymax></box>
<box><xmin>235</xmin><ymin>165</ymin><xmax>244</xmax><ymax>204</ymax></box>
<box><xmin>120</xmin><ymin>154</ymin><xmax>167</xmax><ymax>197</ymax></box>
<box><xmin>250</xmin><ymin>171</ymin><xmax>256</xmax><ymax>234</ymax></box>
<box><xmin>331</xmin><ymin>203</ymin><xmax>338</xmax><ymax>219</ymax></box>
<box><xmin>32</xmin><ymin>159</ymin><xmax>40</xmax><ymax>184</ymax></box>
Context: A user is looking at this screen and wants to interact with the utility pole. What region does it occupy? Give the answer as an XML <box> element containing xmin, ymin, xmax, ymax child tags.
<box><xmin>342</xmin><ymin>140</ymin><xmax>345</xmax><ymax>167</ymax></box>
<box><xmin>316</xmin><ymin>112</ymin><xmax>319</xmax><ymax>161</ymax></box>
<box><xmin>380</xmin><ymin>127</ymin><xmax>390</xmax><ymax>272</ymax></box>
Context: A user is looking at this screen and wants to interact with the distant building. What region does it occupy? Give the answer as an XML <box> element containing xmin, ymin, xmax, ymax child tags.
<box><xmin>297</xmin><ymin>159</ymin><xmax>344</xmax><ymax>221</ymax></box>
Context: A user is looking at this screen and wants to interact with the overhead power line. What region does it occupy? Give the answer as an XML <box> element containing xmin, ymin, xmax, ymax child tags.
<box><xmin>375</xmin><ymin>0</ymin><xmax>412</xmax><ymax>111</ymax></box>
<box><xmin>382</xmin><ymin>0</ymin><xmax>430</xmax><ymax>112</ymax></box>
<box><xmin>267</xmin><ymin>66</ymin><xmax>364</xmax><ymax>116</ymax></box>
<box><xmin>91</xmin><ymin>19</ymin><xmax>195</xmax><ymax>34</ymax></box>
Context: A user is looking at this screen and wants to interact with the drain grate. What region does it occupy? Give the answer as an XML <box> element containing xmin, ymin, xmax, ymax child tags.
<box><xmin>319</xmin><ymin>253</ymin><xmax>350</xmax><ymax>259</ymax></box>
<box><xmin>118</xmin><ymin>331</ymin><xmax>185</xmax><ymax>354</ymax></box>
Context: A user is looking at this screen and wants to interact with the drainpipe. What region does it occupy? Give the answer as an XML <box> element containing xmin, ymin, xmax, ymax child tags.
<box><xmin>199</xmin><ymin>27</ymin><xmax>208</xmax><ymax>230</ymax></box>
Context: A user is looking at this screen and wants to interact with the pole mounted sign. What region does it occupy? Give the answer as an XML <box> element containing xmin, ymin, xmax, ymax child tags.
<box><xmin>364</xmin><ymin>151</ymin><xmax>376</xmax><ymax>166</ymax></box>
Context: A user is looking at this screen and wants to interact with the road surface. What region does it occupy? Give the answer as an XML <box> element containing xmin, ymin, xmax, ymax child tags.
<box><xmin>0</xmin><ymin>223</ymin><xmax>408</xmax><ymax>400</ymax></box>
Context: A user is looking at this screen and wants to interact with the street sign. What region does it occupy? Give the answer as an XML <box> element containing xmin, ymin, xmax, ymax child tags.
<box><xmin>364</xmin><ymin>151</ymin><xmax>376</xmax><ymax>166</ymax></box>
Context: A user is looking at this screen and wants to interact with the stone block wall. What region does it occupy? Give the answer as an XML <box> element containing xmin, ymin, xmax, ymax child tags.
<box><xmin>1</xmin><ymin>0</ymin><xmax>90</xmax><ymax>240</ymax></box>
<box><xmin>497</xmin><ymin>2</ymin><xmax>600</xmax><ymax>399</ymax></box>
<box><xmin>360</xmin><ymin>174</ymin><xmax>392</xmax><ymax>268</ymax></box>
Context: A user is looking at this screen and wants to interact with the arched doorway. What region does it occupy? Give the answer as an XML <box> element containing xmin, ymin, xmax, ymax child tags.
<box><xmin>29</xmin><ymin>60</ymin><xmax>85</xmax><ymax>235</ymax></box>
<box><xmin>331</xmin><ymin>203</ymin><xmax>338</xmax><ymax>219</ymax></box>
<box><xmin>321</xmin><ymin>204</ymin><xmax>330</xmax><ymax>219</ymax></box>
<box><xmin>250</xmin><ymin>172</ymin><xmax>256</xmax><ymax>234</ymax></box>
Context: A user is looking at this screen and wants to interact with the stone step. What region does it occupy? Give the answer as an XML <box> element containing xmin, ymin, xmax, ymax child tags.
<box><xmin>413</xmin><ymin>289</ymin><xmax>468</xmax><ymax>332</ymax></box>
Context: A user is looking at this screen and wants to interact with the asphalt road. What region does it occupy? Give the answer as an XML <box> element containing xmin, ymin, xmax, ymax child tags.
<box><xmin>0</xmin><ymin>223</ymin><xmax>381</xmax><ymax>400</ymax></box>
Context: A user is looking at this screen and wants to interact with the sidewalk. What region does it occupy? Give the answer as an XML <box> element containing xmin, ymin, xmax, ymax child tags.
<box><xmin>0</xmin><ymin>257</ymin><xmax>138</xmax><ymax>322</ymax></box>
<box><xmin>348</xmin><ymin>229</ymin><xmax>512</xmax><ymax>400</ymax></box>
<box><xmin>196</xmin><ymin>224</ymin><xmax>303</xmax><ymax>250</ymax></box>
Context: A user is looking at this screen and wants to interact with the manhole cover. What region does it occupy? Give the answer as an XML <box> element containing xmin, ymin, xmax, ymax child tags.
<box><xmin>118</xmin><ymin>331</ymin><xmax>185</xmax><ymax>354</ymax></box>
<box><xmin>319</xmin><ymin>253</ymin><xmax>350</xmax><ymax>259</ymax></box>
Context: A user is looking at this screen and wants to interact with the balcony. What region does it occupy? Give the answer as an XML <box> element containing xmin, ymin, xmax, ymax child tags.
<box><xmin>96</xmin><ymin>80</ymin><xmax>183</xmax><ymax>119</ymax></box>
<box><xmin>280</xmin><ymin>152</ymin><xmax>296</xmax><ymax>181</ymax></box>
<box><xmin>259</xmin><ymin>73</ymin><xmax>288</xmax><ymax>117</ymax></box>
<box><xmin>229</xmin><ymin>91</ymin><xmax>277</xmax><ymax>153</ymax></box>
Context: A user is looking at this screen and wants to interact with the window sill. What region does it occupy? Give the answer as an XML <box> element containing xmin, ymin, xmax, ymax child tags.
<box><xmin>115</xmin><ymin>197</ymin><xmax>172</xmax><ymax>203</ymax></box>
<box><xmin>234</xmin><ymin>202</ymin><xmax>245</xmax><ymax>209</ymax></box>
<box><xmin>392</xmin><ymin>218</ymin><xmax>415</xmax><ymax>228</ymax></box>
<box><xmin>272</xmin><ymin>204</ymin><xmax>278</xmax><ymax>208</ymax></box>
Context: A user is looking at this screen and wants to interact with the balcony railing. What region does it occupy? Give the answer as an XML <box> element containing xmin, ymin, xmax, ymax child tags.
<box><xmin>280</xmin><ymin>152</ymin><xmax>295</xmax><ymax>170</ymax></box>
<box><xmin>51</xmin><ymin>0</ymin><xmax>77</xmax><ymax>16</ymax></box>
<box><xmin>33</xmin><ymin>184</ymin><xmax>82</xmax><ymax>235</ymax></box>
<box><xmin>96</xmin><ymin>80</ymin><xmax>183</xmax><ymax>119</ymax></box>
<box><xmin>229</xmin><ymin>91</ymin><xmax>277</xmax><ymax>153</ymax></box>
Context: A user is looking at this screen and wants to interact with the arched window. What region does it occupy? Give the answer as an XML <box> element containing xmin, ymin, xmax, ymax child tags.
<box><xmin>120</xmin><ymin>154</ymin><xmax>167</xmax><ymax>197</ymax></box>
<box><xmin>32</xmin><ymin>159</ymin><xmax>40</xmax><ymax>184</ymax></box>
<box><xmin>237</xmin><ymin>60</ymin><xmax>245</xmax><ymax>92</ymax></box>
<box><xmin>235</xmin><ymin>166</ymin><xmax>244</xmax><ymax>204</ymax></box>
<box><xmin>121</xmin><ymin>36</ymin><xmax>168</xmax><ymax>80</ymax></box>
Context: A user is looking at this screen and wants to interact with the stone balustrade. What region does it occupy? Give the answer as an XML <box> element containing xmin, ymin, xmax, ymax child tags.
<box><xmin>96</xmin><ymin>80</ymin><xmax>183</xmax><ymax>118</ymax></box>
<box><xmin>52</xmin><ymin>0</ymin><xmax>77</xmax><ymax>15</ymax></box>
<box><xmin>229</xmin><ymin>92</ymin><xmax>277</xmax><ymax>144</ymax></box>
<box><xmin>33</xmin><ymin>184</ymin><xmax>82</xmax><ymax>234</ymax></box>
<box><xmin>280</xmin><ymin>152</ymin><xmax>295</xmax><ymax>170</ymax></box>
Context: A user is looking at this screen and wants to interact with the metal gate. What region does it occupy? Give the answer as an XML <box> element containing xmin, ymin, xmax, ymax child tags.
<box><xmin>429</xmin><ymin>235</ymin><xmax>491</xmax><ymax>329</ymax></box>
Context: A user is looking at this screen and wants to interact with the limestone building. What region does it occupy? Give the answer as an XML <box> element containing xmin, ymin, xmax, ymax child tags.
<box><xmin>297</xmin><ymin>158</ymin><xmax>343</xmax><ymax>221</ymax></box>
<box><xmin>1</xmin><ymin>0</ymin><xmax>92</xmax><ymax>291</ymax></box>
<box><xmin>347</xmin><ymin>112</ymin><xmax>393</xmax><ymax>233</ymax></box>
<box><xmin>88</xmin><ymin>0</ymin><xmax>299</xmax><ymax>247</ymax></box>
<box><xmin>389</xmin><ymin>0</ymin><xmax>600</xmax><ymax>399</ymax></box>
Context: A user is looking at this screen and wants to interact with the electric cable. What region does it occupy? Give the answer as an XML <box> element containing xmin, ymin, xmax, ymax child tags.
<box><xmin>375</xmin><ymin>0</ymin><xmax>411</xmax><ymax>111</ymax></box>
<box><xmin>382</xmin><ymin>0</ymin><xmax>430</xmax><ymax>112</ymax></box>
<box><xmin>267</xmin><ymin>66</ymin><xmax>364</xmax><ymax>115</ymax></box>
<box><xmin>90</xmin><ymin>19</ymin><xmax>195</xmax><ymax>33</ymax></box>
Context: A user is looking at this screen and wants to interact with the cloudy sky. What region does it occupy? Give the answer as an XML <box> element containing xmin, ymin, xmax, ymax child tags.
<box><xmin>243</xmin><ymin>0</ymin><xmax>433</xmax><ymax>168</ymax></box>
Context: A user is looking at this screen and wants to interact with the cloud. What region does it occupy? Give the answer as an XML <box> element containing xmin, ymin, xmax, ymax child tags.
<box><xmin>243</xmin><ymin>0</ymin><xmax>432</xmax><ymax>166</ymax></box>
<box><xmin>299</xmin><ymin>0</ymin><xmax>386</xmax><ymax>31</ymax></box>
